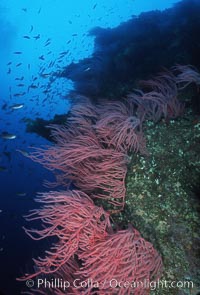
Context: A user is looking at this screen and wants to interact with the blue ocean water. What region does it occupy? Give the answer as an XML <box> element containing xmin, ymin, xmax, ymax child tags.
<box><xmin>0</xmin><ymin>1</ymin><xmax>189</xmax><ymax>294</ymax></box>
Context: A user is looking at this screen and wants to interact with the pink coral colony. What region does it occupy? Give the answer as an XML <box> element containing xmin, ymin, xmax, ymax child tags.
<box><xmin>18</xmin><ymin>66</ymin><xmax>198</xmax><ymax>294</ymax></box>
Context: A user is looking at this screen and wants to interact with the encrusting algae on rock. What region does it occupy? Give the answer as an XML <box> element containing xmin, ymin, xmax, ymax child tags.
<box><xmin>115</xmin><ymin>106</ymin><xmax>200</xmax><ymax>294</ymax></box>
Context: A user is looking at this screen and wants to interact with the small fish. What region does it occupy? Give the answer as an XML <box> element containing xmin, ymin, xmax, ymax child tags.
<box><xmin>33</xmin><ymin>34</ymin><xmax>40</xmax><ymax>40</ymax></box>
<box><xmin>16</xmin><ymin>192</ymin><xmax>27</xmax><ymax>197</ymax></box>
<box><xmin>44</xmin><ymin>42</ymin><xmax>51</xmax><ymax>47</ymax></box>
<box><xmin>39</xmin><ymin>55</ymin><xmax>45</xmax><ymax>60</ymax></box>
<box><xmin>29</xmin><ymin>84</ymin><xmax>38</xmax><ymax>89</ymax></box>
<box><xmin>13</xmin><ymin>93</ymin><xmax>25</xmax><ymax>97</ymax></box>
<box><xmin>93</xmin><ymin>3</ymin><xmax>97</xmax><ymax>9</ymax></box>
<box><xmin>23</xmin><ymin>35</ymin><xmax>30</xmax><ymax>39</ymax></box>
<box><xmin>16</xmin><ymin>63</ymin><xmax>22</xmax><ymax>67</ymax></box>
<box><xmin>66</xmin><ymin>40</ymin><xmax>71</xmax><ymax>44</ymax></box>
<box><xmin>60</xmin><ymin>51</ymin><xmax>69</xmax><ymax>55</ymax></box>
<box><xmin>11</xmin><ymin>103</ymin><xmax>24</xmax><ymax>110</ymax></box>
<box><xmin>13</xmin><ymin>51</ymin><xmax>22</xmax><ymax>54</ymax></box>
<box><xmin>7</xmin><ymin>62</ymin><xmax>12</xmax><ymax>65</ymax></box>
<box><xmin>43</xmin><ymin>90</ymin><xmax>50</xmax><ymax>94</ymax></box>
<box><xmin>84</xmin><ymin>67</ymin><xmax>91</xmax><ymax>72</ymax></box>
<box><xmin>17</xmin><ymin>83</ymin><xmax>24</xmax><ymax>87</ymax></box>
<box><xmin>15</xmin><ymin>76</ymin><xmax>24</xmax><ymax>81</ymax></box>
<box><xmin>72</xmin><ymin>34</ymin><xmax>77</xmax><ymax>37</ymax></box>
<box><xmin>1</xmin><ymin>132</ymin><xmax>16</xmax><ymax>140</ymax></box>
<box><xmin>29</xmin><ymin>25</ymin><xmax>33</xmax><ymax>33</ymax></box>
<box><xmin>48</xmin><ymin>61</ymin><xmax>55</xmax><ymax>67</ymax></box>
<box><xmin>40</xmin><ymin>73</ymin><xmax>51</xmax><ymax>78</ymax></box>
<box><xmin>45</xmin><ymin>38</ymin><xmax>51</xmax><ymax>43</ymax></box>
<box><xmin>38</xmin><ymin>7</ymin><xmax>41</xmax><ymax>14</ymax></box>
<box><xmin>16</xmin><ymin>149</ymin><xmax>29</xmax><ymax>157</ymax></box>
<box><xmin>22</xmin><ymin>8</ymin><xmax>27</xmax><ymax>12</ymax></box>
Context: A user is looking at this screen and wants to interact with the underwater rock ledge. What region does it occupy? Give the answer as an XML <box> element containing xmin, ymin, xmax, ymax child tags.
<box><xmin>114</xmin><ymin>109</ymin><xmax>200</xmax><ymax>295</ymax></box>
<box><xmin>59</xmin><ymin>0</ymin><xmax>200</xmax><ymax>99</ymax></box>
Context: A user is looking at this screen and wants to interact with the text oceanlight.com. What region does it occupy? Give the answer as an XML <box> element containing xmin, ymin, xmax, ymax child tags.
<box><xmin>25</xmin><ymin>278</ymin><xmax>194</xmax><ymax>291</ymax></box>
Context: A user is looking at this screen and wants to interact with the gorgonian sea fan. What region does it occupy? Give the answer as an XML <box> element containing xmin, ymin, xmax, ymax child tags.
<box><xmin>18</xmin><ymin>191</ymin><xmax>162</xmax><ymax>295</ymax></box>
<box><xmin>128</xmin><ymin>70</ymin><xmax>184</xmax><ymax>121</ymax></box>
<box><xmin>18</xmin><ymin>190</ymin><xmax>111</xmax><ymax>280</ymax></box>
<box><xmin>172</xmin><ymin>64</ymin><xmax>200</xmax><ymax>89</ymax></box>
<box><xmin>76</xmin><ymin>225</ymin><xmax>163</xmax><ymax>295</ymax></box>
<box><xmin>94</xmin><ymin>99</ymin><xmax>145</xmax><ymax>153</ymax></box>
<box><xmin>28</xmin><ymin>127</ymin><xmax>129</xmax><ymax>208</ymax></box>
